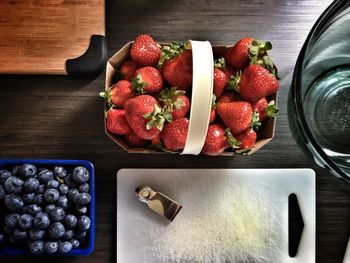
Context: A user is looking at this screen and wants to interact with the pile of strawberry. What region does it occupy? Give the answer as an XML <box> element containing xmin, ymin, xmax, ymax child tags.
<box><xmin>100</xmin><ymin>34</ymin><xmax>279</xmax><ymax>156</ymax></box>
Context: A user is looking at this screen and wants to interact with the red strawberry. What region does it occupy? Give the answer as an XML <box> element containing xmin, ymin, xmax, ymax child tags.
<box><xmin>132</xmin><ymin>67</ymin><xmax>163</xmax><ymax>94</ymax></box>
<box><xmin>202</xmin><ymin>124</ymin><xmax>229</xmax><ymax>156</ymax></box>
<box><xmin>235</xmin><ymin>129</ymin><xmax>257</xmax><ymax>151</ymax></box>
<box><xmin>222</xmin><ymin>64</ymin><xmax>236</xmax><ymax>82</ymax></box>
<box><xmin>159</xmin><ymin>87</ymin><xmax>190</xmax><ymax>120</ymax></box>
<box><xmin>217</xmin><ymin>101</ymin><xmax>253</xmax><ymax>134</ymax></box>
<box><xmin>124</xmin><ymin>131</ymin><xmax>148</xmax><ymax>147</ymax></box>
<box><xmin>162</xmin><ymin>50</ymin><xmax>193</xmax><ymax>91</ymax></box>
<box><xmin>120</xmin><ymin>59</ymin><xmax>139</xmax><ymax>81</ymax></box>
<box><xmin>99</xmin><ymin>80</ymin><xmax>135</xmax><ymax>108</ymax></box>
<box><xmin>151</xmin><ymin>134</ymin><xmax>161</xmax><ymax>145</ymax></box>
<box><xmin>251</xmin><ymin>98</ymin><xmax>279</xmax><ymax>121</ymax></box>
<box><xmin>225</xmin><ymin>38</ymin><xmax>254</xmax><ymax>69</ymax></box>
<box><xmin>171</xmin><ymin>95</ymin><xmax>190</xmax><ymax>119</ymax></box>
<box><xmin>239</xmin><ymin>64</ymin><xmax>279</xmax><ymax>102</ymax></box>
<box><xmin>213</xmin><ymin>68</ymin><xmax>226</xmax><ymax>98</ymax></box>
<box><xmin>209</xmin><ymin>109</ymin><xmax>216</xmax><ymax>124</ymax></box>
<box><xmin>161</xmin><ymin>118</ymin><xmax>189</xmax><ymax>151</ymax></box>
<box><xmin>124</xmin><ymin>95</ymin><xmax>164</xmax><ymax>140</ymax></box>
<box><xmin>130</xmin><ymin>34</ymin><xmax>161</xmax><ymax>67</ymax></box>
<box><xmin>106</xmin><ymin>109</ymin><xmax>132</xmax><ymax>135</ymax></box>
<box><xmin>218</xmin><ymin>91</ymin><xmax>236</xmax><ymax>104</ymax></box>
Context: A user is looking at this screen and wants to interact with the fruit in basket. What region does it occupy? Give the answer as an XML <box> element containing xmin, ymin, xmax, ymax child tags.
<box><xmin>131</xmin><ymin>66</ymin><xmax>163</xmax><ymax>94</ymax></box>
<box><xmin>100</xmin><ymin>80</ymin><xmax>135</xmax><ymax>108</ymax></box>
<box><xmin>120</xmin><ymin>59</ymin><xmax>139</xmax><ymax>81</ymax></box>
<box><xmin>159</xmin><ymin>87</ymin><xmax>190</xmax><ymax>120</ymax></box>
<box><xmin>217</xmin><ymin>101</ymin><xmax>254</xmax><ymax>134</ymax></box>
<box><xmin>161</xmin><ymin>118</ymin><xmax>189</xmax><ymax>151</ymax></box>
<box><xmin>225</xmin><ymin>38</ymin><xmax>254</xmax><ymax>69</ymax></box>
<box><xmin>130</xmin><ymin>34</ymin><xmax>161</xmax><ymax>66</ymax></box>
<box><xmin>106</xmin><ymin>109</ymin><xmax>132</xmax><ymax>136</ymax></box>
<box><xmin>202</xmin><ymin>124</ymin><xmax>229</xmax><ymax>156</ymax></box>
<box><xmin>213</xmin><ymin>68</ymin><xmax>226</xmax><ymax>98</ymax></box>
<box><xmin>124</xmin><ymin>131</ymin><xmax>148</xmax><ymax>147</ymax></box>
<box><xmin>239</xmin><ymin>64</ymin><xmax>279</xmax><ymax>102</ymax></box>
<box><xmin>162</xmin><ymin>50</ymin><xmax>193</xmax><ymax>91</ymax></box>
<box><xmin>235</xmin><ymin>129</ymin><xmax>257</xmax><ymax>152</ymax></box>
<box><xmin>251</xmin><ymin>98</ymin><xmax>279</xmax><ymax>121</ymax></box>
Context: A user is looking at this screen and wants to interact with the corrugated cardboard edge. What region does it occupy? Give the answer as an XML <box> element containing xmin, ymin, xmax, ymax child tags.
<box><xmin>104</xmin><ymin>42</ymin><xmax>277</xmax><ymax>156</ymax></box>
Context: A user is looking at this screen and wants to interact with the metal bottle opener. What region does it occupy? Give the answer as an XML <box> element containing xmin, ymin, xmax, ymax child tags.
<box><xmin>135</xmin><ymin>185</ymin><xmax>182</xmax><ymax>221</ymax></box>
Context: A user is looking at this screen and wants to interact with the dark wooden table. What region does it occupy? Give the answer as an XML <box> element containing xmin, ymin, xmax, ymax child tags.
<box><xmin>0</xmin><ymin>0</ymin><xmax>349</xmax><ymax>262</ymax></box>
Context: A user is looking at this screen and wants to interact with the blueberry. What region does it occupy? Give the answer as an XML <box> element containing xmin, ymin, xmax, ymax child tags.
<box><xmin>19</xmin><ymin>164</ymin><xmax>37</xmax><ymax>179</ymax></box>
<box><xmin>57</xmin><ymin>195</ymin><xmax>69</xmax><ymax>209</ymax></box>
<box><xmin>63</xmin><ymin>229</ymin><xmax>74</xmax><ymax>240</ymax></box>
<box><xmin>24</xmin><ymin>178</ymin><xmax>39</xmax><ymax>193</ymax></box>
<box><xmin>64</xmin><ymin>214</ymin><xmax>77</xmax><ymax>229</ymax></box>
<box><xmin>77</xmin><ymin>215</ymin><xmax>91</xmax><ymax>231</ymax></box>
<box><xmin>64</xmin><ymin>174</ymin><xmax>77</xmax><ymax>188</ymax></box>
<box><xmin>11</xmin><ymin>166</ymin><xmax>21</xmax><ymax>177</ymax></box>
<box><xmin>5</xmin><ymin>194</ymin><xmax>24</xmax><ymax>212</ymax></box>
<box><xmin>47</xmin><ymin>180</ymin><xmax>59</xmax><ymax>189</ymax></box>
<box><xmin>67</xmin><ymin>188</ymin><xmax>79</xmax><ymax>201</ymax></box>
<box><xmin>70</xmin><ymin>239</ymin><xmax>80</xmax><ymax>249</ymax></box>
<box><xmin>75</xmin><ymin>206</ymin><xmax>87</xmax><ymax>215</ymax></box>
<box><xmin>58</xmin><ymin>241</ymin><xmax>72</xmax><ymax>254</ymax></box>
<box><xmin>50</xmin><ymin>207</ymin><xmax>66</xmax><ymax>222</ymax></box>
<box><xmin>73</xmin><ymin>193</ymin><xmax>91</xmax><ymax>206</ymax></box>
<box><xmin>33</xmin><ymin>194</ymin><xmax>44</xmax><ymax>205</ymax></box>
<box><xmin>29</xmin><ymin>228</ymin><xmax>45</xmax><ymax>240</ymax></box>
<box><xmin>74</xmin><ymin>230</ymin><xmax>87</xmax><ymax>240</ymax></box>
<box><xmin>13</xmin><ymin>228</ymin><xmax>28</xmax><ymax>242</ymax></box>
<box><xmin>45</xmin><ymin>204</ymin><xmax>56</xmax><ymax>214</ymax></box>
<box><xmin>53</xmin><ymin>166</ymin><xmax>67</xmax><ymax>179</ymax></box>
<box><xmin>4</xmin><ymin>176</ymin><xmax>24</xmax><ymax>194</ymax></box>
<box><xmin>72</xmin><ymin>166</ymin><xmax>89</xmax><ymax>184</ymax></box>
<box><xmin>37</xmin><ymin>169</ymin><xmax>54</xmax><ymax>184</ymax></box>
<box><xmin>33</xmin><ymin>212</ymin><xmax>50</xmax><ymax>229</ymax></box>
<box><xmin>78</xmin><ymin>183</ymin><xmax>89</xmax><ymax>193</ymax></box>
<box><xmin>22</xmin><ymin>192</ymin><xmax>35</xmax><ymax>204</ymax></box>
<box><xmin>48</xmin><ymin>222</ymin><xmax>65</xmax><ymax>239</ymax></box>
<box><xmin>45</xmin><ymin>241</ymin><xmax>58</xmax><ymax>254</ymax></box>
<box><xmin>30</xmin><ymin>240</ymin><xmax>44</xmax><ymax>254</ymax></box>
<box><xmin>44</xmin><ymin>189</ymin><xmax>59</xmax><ymax>203</ymax></box>
<box><xmin>0</xmin><ymin>185</ymin><xmax>5</xmax><ymax>200</ymax></box>
<box><xmin>58</xmin><ymin>184</ymin><xmax>69</xmax><ymax>195</ymax></box>
<box><xmin>4</xmin><ymin>214</ymin><xmax>20</xmax><ymax>228</ymax></box>
<box><xmin>18</xmin><ymin>214</ymin><xmax>33</xmax><ymax>230</ymax></box>
<box><xmin>36</xmin><ymin>184</ymin><xmax>45</xmax><ymax>194</ymax></box>
<box><xmin>0</xmin><ymin>170</ymin><xmax>12</xmax><ymax>184</ymax></box>
<box><xmin>27</xmin><ymin>204</ymin><xmax>42</xmax><ymax>216</ymax></box>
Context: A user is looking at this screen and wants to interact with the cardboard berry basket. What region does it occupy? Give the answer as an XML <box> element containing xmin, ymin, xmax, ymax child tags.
<box><xmin>104</xmin><ymin>41</ymin><xmax>277</xmax><ymax>155</ymax></box>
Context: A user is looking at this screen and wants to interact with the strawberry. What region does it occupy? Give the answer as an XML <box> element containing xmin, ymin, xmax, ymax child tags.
<box><xmin>132</xmin><ymin>67</ymin><xmax>163</xmax><ymax>95</ymax></box>
<box><xmin>130</xmin><ymin>34</ymin><xmax>161</xmax><ymax>67</ymax></box>
<box><xmin>99</xmin><ymin>80</ymin><xmax>135</xmax><ymax>108</ymax></box>
<box><xmin>235</xmin><ymin>129</ymin><xmax>257</xmax><ymax>152</ymax></box>
<box><xmin>106</xmin><ymin>109</ymin><xmax>132</xmax><ymax>135</ymax></box>
<box><xmin>209</xmin><ymin>109</ymin><xmax>216</xmax><ymax>124</ymax></box>
<box><xmin>170</xmin><ymin>95</ymin><xmax>190</xmax><ymax>119</ymax></box>
<box><xmin>225</xmin><ymin>38</ymin><xmax>254</xmax><ymax>69</ymax></box>
<box><xmin>202</xmin><ymin>124</ymin><xmax>229</xmax><ymax>156</ymax></box>
<box><xmin>125</xmin><ymin>95</ymin><xmax>170</xmax><ymax>140</ymax></box>
<box><xmin>251</xmin><ymin>98</ymin><xmax>279</xmax><ymax>121</ymax></box>
<box><xmin>120</xmin><ymin>59</ymin><xmax>139</xmax><ymax>81</ymax></box>
<box><xmin>218</xmin><ymin>91</ymin><xmax>236</xmax><ymax>104</ymax></box>
<box><xmin>239</xmin><ymin>64</ymin><xmax>279</xmax><ymax>102</ymax></box>
<box><xmin>214</xmin><ymin>57</ymin><xmax>236</xmax><ymax>83</ymax></box>
<box><xmin>161</xmin><ymin>118</ymin><xmax>189</xmax><ymax>151</ymax></box>
<box><xmin>151</xmin><ymin>134</ymin><xmax>161</xmax><ymax>145</ymax></box>
<box><xmin>216</xmin><ymin>101</ymin><xmax>253</xmax><ymax>134</ymax></box>
<box><xmin>124</xmin><ymin>131</ymin><xmax>148</xmax><ymax>147</ymax></box>
<box><xmin>162</xmin><ymin>50</ymin><xmax>193</xmax><ymax>91</ymax></box>
<box><xmin>213</xmin><ymin>68</ymin><xmax>226</xmax><ymax>98</ymax></box>
<box><xmin>159</xmin><ymin>87</ymin><xmax>190</xmax><ymax>120</ymax></box>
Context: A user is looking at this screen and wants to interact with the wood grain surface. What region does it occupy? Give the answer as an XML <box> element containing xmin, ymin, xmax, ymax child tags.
<box><xmin>0</xmin><ymin>0</ymin><xmax>349</xmax><ymax>262</ymax></box>
<box><xmin>0</xmin><ymin>0</ymin><xmax>105</xmax><ymax>74</ymax></box>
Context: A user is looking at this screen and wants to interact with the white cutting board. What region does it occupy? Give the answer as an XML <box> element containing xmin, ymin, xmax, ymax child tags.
<box><xmin>117</xmin><ymin>169</ymin><xmax>315</xmax><ymax>263</ymax></box>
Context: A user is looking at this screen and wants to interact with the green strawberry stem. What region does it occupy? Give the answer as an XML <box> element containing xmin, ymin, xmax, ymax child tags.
<box><xmin>159</xmin><ymin>87</ymin><xmax>185</xmax><ymax>111</ymax></box>
<box><xmin>99</xmin><ymin>89</ymin><xmax>114</xmax><ymax>108</ymax></box>
<box><xmin>143</xmin><ymin>104</ymin><xmax>173</xmax><ymax>131</ymax></box>
<box><xmin>251</xmin><ymin>111</ymin><xmax>262</xmax><ymax>131</ymax></box>
<box><xmin>211</xmin><ymin>94</ymin><xmax>217</xmax><ymax>109</ymax></box>
<box><xmin>264</xmin><ymin>100</ymin><xmax>279</xmax><ymax>118</ymax></box>
<box><xmin>227</xmin><ymin>70</ymin><xmax>242</xmax><ymax>93</ymax></box>
<box><xmin>131</xmin><ymin>74</ymin><xmax>148</xmax><ymax>95</ymax></box>
<box><xmin>235</xmin><ymin>147</ymin><xmax>254</xmax><ymax>155</ymax></box>
<box><xmin>157</xmin><ymin>42</ymin><xmax>184</xmax><ymax>68</ymax></box>
<box><xmin>214</xmin><ymin>57</ymin><xmax>226</xmax><ymax>69</ymax></box>
<box><xmin>248</xmin><ymin>40</ymin><xmax>278</xmax><ymax>77</ymax></box>
<box><xmin>225</xmin><ymin>128</ymin><xmax>241</xmax><ymax>150</ymax></box>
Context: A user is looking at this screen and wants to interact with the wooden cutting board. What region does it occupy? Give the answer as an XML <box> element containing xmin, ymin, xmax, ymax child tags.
<box><xmin>117</xmin><ymin>169</ymin><xmax>316</xmax><ymax>263</ymax></box>
<box><xmin>0</xmin><ymin>0</ymin><xmax>105</xmax><ymax>75</ymax></box>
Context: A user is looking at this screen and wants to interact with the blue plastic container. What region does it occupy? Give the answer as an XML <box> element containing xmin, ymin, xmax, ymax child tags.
<box><xmin>0</xmin><ymin>159</ymin><xmax>95</xmax><ymax>256</ymax></box>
